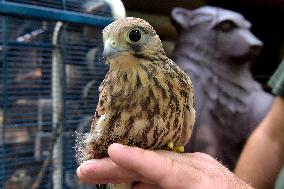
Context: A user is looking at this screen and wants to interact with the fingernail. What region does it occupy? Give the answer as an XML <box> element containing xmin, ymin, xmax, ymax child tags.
<box><xmin>77</xmin><ymin>160</ymin><xmax>98</xmax><ymax>176</ymax></box>
<box><xmin>76</xmin><ymin>166</ymin><xmax>82</xmax><ymax>176</ymax></box>
<box><xmin>108</xmin><ymin>143</ymin><xmax>127</xmax><ymax>153</ymax></box>
<box><xmin>110</xmin><ymin>143</ymin><xmax>125</xmax><ymax>149</ymax></box>
<box><xmin>81</xmin><ymin>159</ymin><xmax>98</xmax><ymax>166</ymax></box>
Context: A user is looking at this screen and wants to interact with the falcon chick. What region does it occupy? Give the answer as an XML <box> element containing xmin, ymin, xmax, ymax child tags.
<box><xmin>77</xmin><ymin>17</ymin><xmax>195</xmax><ymax>182</ymax></box>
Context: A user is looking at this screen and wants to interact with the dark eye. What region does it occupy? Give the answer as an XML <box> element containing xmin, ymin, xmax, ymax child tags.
<box><xmin>214</xmin><ymin>20</ymin><xmax>237</xmax><ymax>32</ymax></box>
<box><xmin>128</xmin><ymin>29</ymin><xmax>141</xmax><ymax>42</ymax></box>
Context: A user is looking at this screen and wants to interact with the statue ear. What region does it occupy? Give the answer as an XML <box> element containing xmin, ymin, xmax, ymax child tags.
<box><xmin>172</xmin><ymin>7</ymin><xmax>213</xmax><ymax>29</ymax></box>
<box><xmin>171</xmin><ymin>7</ymin><xmax>192</xmax><ymax>29</ymax></box>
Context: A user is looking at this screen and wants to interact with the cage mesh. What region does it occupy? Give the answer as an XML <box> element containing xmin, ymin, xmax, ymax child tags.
<box><xmin>7</xmin><ymin>0</ymin><xmax>112</xmax><ymax>17</ymax></box>
<box><xmin>0</xmin><ymin>0</ymin><xmax>111</xmax><ymax>188</ymax></box>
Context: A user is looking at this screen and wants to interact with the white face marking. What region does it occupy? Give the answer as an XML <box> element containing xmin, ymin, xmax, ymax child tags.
<box><xmin>108</xmin><ymin>52</ymin><xmax>141</xmax><ymax>72</ymax></box>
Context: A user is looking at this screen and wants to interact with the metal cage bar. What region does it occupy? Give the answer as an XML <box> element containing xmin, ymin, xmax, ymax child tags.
<box><xmin>0</xmin><ymin>1</ymin><xmax>113</xmax><ymax>26</ymax></box>
<box><xmin>0</xmin><ymin>16</ymin><xmax>8</xmax><ymax>186</ymax></box>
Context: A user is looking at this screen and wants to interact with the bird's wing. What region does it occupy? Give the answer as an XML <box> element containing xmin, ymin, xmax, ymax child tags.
<box><xmin>180</xmin><ymin>98</ymin><xmax>196</xmax><ymax>145</ymax></box>
<box><xmin>165</xmin><ymin>58</ymin><xmax>196</xmax><ymax>145</ymax></box>
<box><xmin>179</xmin><ymin>72</ymin><xmax>196</xmax><ymax>145</ymax></box>
<box><xmin>91</xmin><ymin>71</ymin><xmax>112</xmax><ymax>131</ymax></box>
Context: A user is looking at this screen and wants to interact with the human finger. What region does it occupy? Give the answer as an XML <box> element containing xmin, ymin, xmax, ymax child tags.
<box><xmin>77</xmin><ymin>158</ymin><xmax>141</xmax><ymax>184</ymax></box>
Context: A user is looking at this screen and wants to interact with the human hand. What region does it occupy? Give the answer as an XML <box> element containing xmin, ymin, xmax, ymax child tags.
<box><xmin>77</xmin><ymin>143</ymin><xmax>253</xmax><ymax>189</ymax></box>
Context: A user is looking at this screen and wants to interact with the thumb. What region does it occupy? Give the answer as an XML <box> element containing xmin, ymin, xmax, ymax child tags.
<box><xmin>108</xmin><ymin>143</ymin><xmax>180</xmax><ymax>188</ymax></box>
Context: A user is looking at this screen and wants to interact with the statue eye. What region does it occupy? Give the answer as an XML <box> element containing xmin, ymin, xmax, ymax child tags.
<box><xmin>128</xmin><ymin>29</ymin><xmax>141</xmax><ymax>42</ymax></box>
<box><xmin>214</xmin><ymin>20</ymin><xmax>237</xmax><ymax>32</ymax></box>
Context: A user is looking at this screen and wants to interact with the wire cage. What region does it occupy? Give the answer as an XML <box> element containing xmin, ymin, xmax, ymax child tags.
<box><xmin>0</xmin><ymin>0</ymin><xmax>116</xmax><ymax>188</ymax></box>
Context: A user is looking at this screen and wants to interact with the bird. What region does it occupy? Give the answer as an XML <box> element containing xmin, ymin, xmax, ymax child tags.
<box><xmin>76</xmin><ymin>17</ymin><xmax>195</xmax><ymax>189</ymax></box>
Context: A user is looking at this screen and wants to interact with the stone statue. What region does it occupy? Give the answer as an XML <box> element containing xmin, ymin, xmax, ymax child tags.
<box><xmin>171</xmin><ymin>6</ymin><xmax>274</xmax><ymax>169</ymax></box>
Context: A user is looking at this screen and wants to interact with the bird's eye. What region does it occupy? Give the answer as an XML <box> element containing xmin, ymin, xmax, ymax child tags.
<box><xmin>128</xmin><ymin>29</ymin><xmax>141</xmax><ymax>42</ymax></box>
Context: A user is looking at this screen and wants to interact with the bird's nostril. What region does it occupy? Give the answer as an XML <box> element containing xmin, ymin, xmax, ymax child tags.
<box><xmin>111</xmin><ymin>41</ymin><xmax>116</xmax><ymax>47</ymax></box>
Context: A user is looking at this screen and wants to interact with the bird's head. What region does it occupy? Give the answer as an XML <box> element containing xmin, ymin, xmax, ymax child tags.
<box><xmin>102</xmin><ymin>17</ymin><xmax>165</xmax><ymax>68</ymax></box>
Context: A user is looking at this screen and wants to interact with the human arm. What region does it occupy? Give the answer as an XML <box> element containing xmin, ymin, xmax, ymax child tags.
<box><xmin>77</xmin><ymin>143</ymin><xmax>253</xmax><ymax>189</ymax></box>
<box><xmin>235</xmin><ymin>97</ymin><xmax>284</xmax><ymax>189</ymax></box>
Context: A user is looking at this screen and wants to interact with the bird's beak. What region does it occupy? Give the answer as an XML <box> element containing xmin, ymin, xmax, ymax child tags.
<box><xmin>103</xmin><ymin>39</ymin><xmax>121</xmax><ymax>59</ymax></box>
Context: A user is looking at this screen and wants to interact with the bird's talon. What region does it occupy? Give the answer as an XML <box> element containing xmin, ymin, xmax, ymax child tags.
<box><xmin>167</xmin><ymin>141</ymin><xmax>174</xmax><ymax>150</ymax></box>
<box><xmin>173</xmin><ymin>145</ymin><xmax>184</xmax><ymax>153</ymax></box>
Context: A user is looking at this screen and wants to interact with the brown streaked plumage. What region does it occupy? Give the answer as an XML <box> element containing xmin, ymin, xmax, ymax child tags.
<box><xmin>77</xmin><ymin>17</ymin><xmax>195</xmax><ymax>163</ymax></box>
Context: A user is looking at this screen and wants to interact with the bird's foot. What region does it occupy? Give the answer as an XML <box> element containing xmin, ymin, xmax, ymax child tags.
<box><xmin>167</xmin><ymin>141</ymin><xmax>184</xmax><ymax>153</ymax></box>
<box><xmin>167</xmin><ymin>141</ymin><xmax>174</xmax><ymax>150</ymax></box>
<box><xmin>173</xmin><ymin>145</ymin><xmax>184</xmax><ymax>153</ymax></box>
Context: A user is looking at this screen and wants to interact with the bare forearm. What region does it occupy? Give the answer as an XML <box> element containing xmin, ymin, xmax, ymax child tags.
<box><xmin>235</xmin><ymin>97</ymin><xmax>284</xmax><ymax>189</ymax></box>
<box><xmin>235</xmin><ymin>127</ymin><xmax>284</xmax><ymax>189</ymax></box>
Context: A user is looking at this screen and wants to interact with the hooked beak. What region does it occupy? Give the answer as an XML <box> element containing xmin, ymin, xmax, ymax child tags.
<box><xmin>103</xmin><ymin>39</ymin><xmax>121</xmax><ymax>59</ymax></box>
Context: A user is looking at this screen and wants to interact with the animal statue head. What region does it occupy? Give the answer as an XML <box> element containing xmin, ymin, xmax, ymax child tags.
<box><xmin>171</xmin><ymin>6</ymin><xmax>263</xmax><ymax>63</ymax></box>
